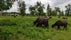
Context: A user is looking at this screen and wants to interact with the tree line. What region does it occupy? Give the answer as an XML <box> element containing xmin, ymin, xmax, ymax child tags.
<box><xmin>0</xmin><ymin>0</ymin><xmax>71</xmax><ymax>16</ymax></box>
<box><xmin>18</xmin><ymin>1</ymin><xmax>71</xmax><ymax>16</ymax></box>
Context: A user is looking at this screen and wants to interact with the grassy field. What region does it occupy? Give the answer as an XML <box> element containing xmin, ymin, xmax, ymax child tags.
<box><xmin>0</xmin><ymin>16</ymin><xmax>71</xmax><ymax>40</ymax></box>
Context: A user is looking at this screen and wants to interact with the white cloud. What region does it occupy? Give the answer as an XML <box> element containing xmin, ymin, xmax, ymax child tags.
<box><xmin>6</xmin><ymin>0</ymin><xmax>71</xmax><ymax>13</ymax></box>
<box><xmin>6</xmin><ymin>1</ymin><xmax>19</xmax><ymax>12</ymax></box>
<box><xmin>56</xmin><ymin>0</ymin><xmax>71</xmax><ymax>11</ymax></box>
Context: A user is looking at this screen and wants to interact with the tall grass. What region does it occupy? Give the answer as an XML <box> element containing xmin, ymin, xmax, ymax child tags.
<box><xmin>0</xmin><ymin>16</ymin><xmax>71</xmax><ymax>40</ymax></box>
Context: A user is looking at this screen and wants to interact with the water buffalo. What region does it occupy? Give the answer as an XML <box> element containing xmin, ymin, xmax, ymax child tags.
<box><xmin>48</xmin><ymin>16</ymin><xmax>52</xmax><ymax>19</ymax></box>
<box><xmin>62</xmin><ymin>17</ymin><xmax>68</xmax><ymax>19</ymax></box>
<box><xmin>52</xmin><ymin>19</ymin><xmax>67</xmax><ymax>30</ymax></box>
<box><xmin>34</xmin><ymin>17</ymin><xmax>49</xmax><ymax>29</ymax></box>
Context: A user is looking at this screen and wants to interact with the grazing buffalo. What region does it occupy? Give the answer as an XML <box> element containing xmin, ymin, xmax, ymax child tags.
<box><xmin>48</xmin><ymin>16</ymin><xmax>52</xmax><ymax>19</ymax></box>
<box><xmin>34</xmin><ymin>17</ymin><xmax>49</xmax><ymax>29</ymax></box>
<box><xmin>62</xmin><ymin>17</ymin><xmax>68</xmax><ymax>19</ymax></box>
<box><xmin>52</xmin><ymin>19</ymin><xmax>67</xmax><ymax>30</ymax></box>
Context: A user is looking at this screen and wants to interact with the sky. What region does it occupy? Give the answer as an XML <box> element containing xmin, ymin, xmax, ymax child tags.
<box><xmin>6</xmin><ymin>0</ymin><xmax>71</xmax><ymax>13</ymax></box>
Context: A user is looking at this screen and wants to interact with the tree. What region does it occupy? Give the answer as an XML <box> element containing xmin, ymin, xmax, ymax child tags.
<box><xmin>54</xmin><ymin>7</ymin><xmax>61</xmax><ymax>16</ymax></box>
<box><xmin>35</xmin><ymin>2</ymin><xmax>44</xmax><ymax>16</ymax></box>
<box><xmin>65</xmin><ymin>4</ymin><xmax>71</xmax><ymax>16</ymax></box>
<box><xmin>51</xmin><ymin>10</ymin><xmax>57</xmax><ymax>16</ymax></box>
<box><xmin>47</xmin><ymin>4</ymin><xmax>52</xmax><ymax>16</ymax></box>
<box><xmin>60</xmin><ymin>10</ymin><xmax>64</xmax><ymax>16</ymax></box>
<box><xmin>29</xmin><ymin>6</ymin><xmax>36</xmax><ymax>16</ymax></box>
<box><xmin>18</xmin><ymin>1</ymin><xmax>26</xmax><ymax>16</ymax></box>
<box><xmin>0</xmin><ymin>0</ymin><xmax>15</xmax><ymax>11</ymax></box>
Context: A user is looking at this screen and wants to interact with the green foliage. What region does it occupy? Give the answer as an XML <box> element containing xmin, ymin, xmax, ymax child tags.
<box><xmin>0</xmin><ymin>0</ymin><xmax>14</xmax><ymax>11</ymax></box>
<box><xmin>0</xmin><ymin>16</ymin><xmax>71</xmax><ymax>40</ymax></box>
<box><xmin>47</xmin><ymin>4</ymin><xmax>52</xmax><ymax>16</ymax></box>
<box><xmin>55</xmin><ymin>7</ymin><xmax>61</xmax><ymax>12</ymax></box>
<box><xmin>65</xmin><ymin>4</ymin><xmax>71</xmax><ymax>16</ymax></box>
<box><xmin>60</xmin><ymin>11</ymin><xmax>64</xmax><ymax>16</ymax></box>
<box><xmin>0</xmin><ymin>1</ymin><xmax>71</xmax><ymax>16</ymax></box>
<box><xmin>29</xmin><ymin>6</ymin><xmax>36</xmax><ymax>16</ymax></box>
<box><xmin>35</xmin><ymin>2</ymin><xmax>44</xmax><ymax>16</ymax></box>
<box><xmin>18</xmin><ymin>1</ymin><xmax>26</xmax><ymax>16</ymax></box>
<box><xmin>0</xmin><ymin>31</ymin><xmax>13</xmax><ymax>40</ymax></box>
<box><xmin>51</xmin><ymin>10</ymin><xmax>57</xmax><ymax>16</ymax></box>
<box><xmin>54</xmin><ymin>7</ymin><xmax>61</xmax><ymax>16</ymax></box>
<box><xmin>53</xmin><ymin>7</ymin><xmax>64</xmax><ymax>16</ymax></box>
<box><xmin>0</xmin><ymin>19</ymin><xmax>17</xmax><ymax>26</ymax></box>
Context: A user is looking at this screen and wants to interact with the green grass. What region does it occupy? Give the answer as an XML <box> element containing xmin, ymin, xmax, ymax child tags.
<box><xmin>0</xmin><ymin>16</ymin><xmax>71</xmax><ymax>40</ymax></box>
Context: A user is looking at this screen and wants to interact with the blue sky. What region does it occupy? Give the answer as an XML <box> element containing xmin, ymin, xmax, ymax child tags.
<box><xmin>6</xmin><ymin>0</ymin><xmax>71</xmax><ymax>13</ymax></box>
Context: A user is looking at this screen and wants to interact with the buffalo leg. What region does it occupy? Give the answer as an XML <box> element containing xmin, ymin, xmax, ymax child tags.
<box><xmin>44</xmin><ymin>23</ymin><xmax>49</xmax><ymax>29</ymax></box>
<box><xmin>57</xmin><ymin>26</ymin><xmax>60</xmax><ymax>30</ymax></box>
<box><xmin>64</xmin><ymin>25</ymin><xmax>67</xmax><ymax>30</ymax></box>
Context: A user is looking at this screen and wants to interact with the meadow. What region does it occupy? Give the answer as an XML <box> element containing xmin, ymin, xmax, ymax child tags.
<box><xmin>0</xmin><ymin>16</ymin><xmax>71</xmax><ymax>40</ymax></box>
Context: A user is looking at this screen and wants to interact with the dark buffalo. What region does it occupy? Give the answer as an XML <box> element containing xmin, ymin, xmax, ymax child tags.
<box><xmin>34</xmin><ymin>17</ymin><xmax>49</xmax><ymax>29</ymax></box>
<box><xmin>52</xmin><ymin>19</ymin><xmax>67</xmax><ymax>30</ymax></box>
<box><xmin>62</xmin><ymin>17</ymin><xmax>68</xmax><ymax>19</ymax></box>
<box><xmin>48</xmin><ymin>16</ymin><xmax>52</xmax><ymax>19</ymax></box>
